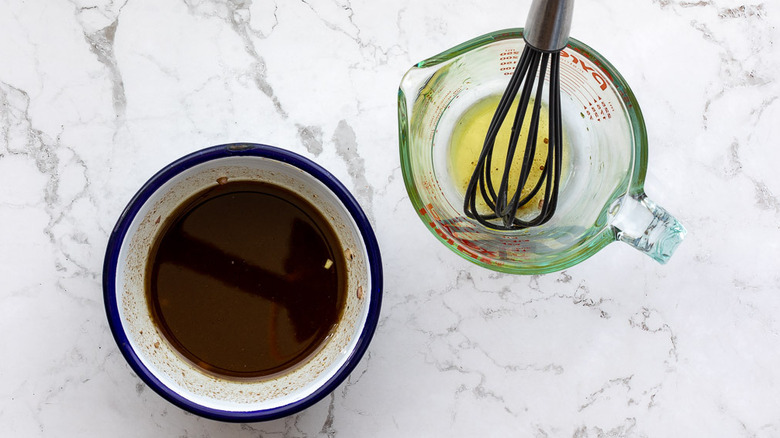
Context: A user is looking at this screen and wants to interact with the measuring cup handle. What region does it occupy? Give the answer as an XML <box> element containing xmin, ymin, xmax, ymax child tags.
<box><xmin>610</xmin><ymin>194</ymin><xmax>686</xmax><ymax>264</ymax></box>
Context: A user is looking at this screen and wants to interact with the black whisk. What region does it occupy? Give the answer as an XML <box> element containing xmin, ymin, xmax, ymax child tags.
<box><xmin>463</xmin><ymin>0</ymin><xmax>574</xmax><ymax>230</ymax></box>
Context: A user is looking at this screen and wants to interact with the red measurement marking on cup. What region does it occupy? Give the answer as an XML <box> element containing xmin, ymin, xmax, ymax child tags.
<box><xmin>568</xmin><ymin>46</ymin><xmax>633</xmax><ymax>110</ymax></box>
<box><xmin>561</xmin><ymin>50</ymin><xmax>609</xmax><ymax>91</ymax></box>
<box><xmin>560</xmin><ymin>67</ymin><xmax>591</xmax><ymax>104</ymax></box>
<box><xmin>425</xmin><ymin>85</ymin><xmax>466</xmax><ymax>135</ymax></box>
<box><xmin>583</xmin><ymin>97</ymin><xmax>616</xmax><ymax>122</ymax></box>
<box><xmin>497</xmin><ymin>236</ymin><xmax>532</xmax><ymax>256</ymax></box>
<box><xmin>560</xmin><ymin>49</ymin><xmax>617</xmax><ymax>122</ymax></box>
<box><xmin>420</xmin><ymin>176</ymin><xmax>435</xmax><ymax>193</ymax></box>
<box><xmin>499</xmin><ymin>49</ymin><xmax>520</xmax><ymax>76</ymax></box>
<box><xmin>419</xmin><ymin>203</ymin><xmax>506</xmax><ymax>266</ymax></box>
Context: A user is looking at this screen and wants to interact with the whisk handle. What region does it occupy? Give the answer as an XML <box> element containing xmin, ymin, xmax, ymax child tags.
<box><xmin>524</xmin><ymin>0</ymin><xmax>575</xmax><ymax>52</ymax></box>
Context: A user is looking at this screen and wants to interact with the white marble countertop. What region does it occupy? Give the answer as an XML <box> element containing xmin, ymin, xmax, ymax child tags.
<box><xmin>2</xmin><ymin>0</ymin><xmax>779</xmax><ymax>436</ymax></box>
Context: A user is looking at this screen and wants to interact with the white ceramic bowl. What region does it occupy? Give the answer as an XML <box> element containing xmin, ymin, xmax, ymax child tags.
<box><xmin>103</xmin><ymin>143</ymin><xmax>382</xmax><ymax>422</ymax></box>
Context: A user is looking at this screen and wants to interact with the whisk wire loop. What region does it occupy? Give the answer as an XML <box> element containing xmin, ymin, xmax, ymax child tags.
<box><xmin>499</xmin><ymin>52</ymin><xmax>550</xmax><ymax>228</ymax></box>
<box><xmin>548</xmin><ymin>53</ymin><xmax>563</xmax><ymax>217</ymax></box>
<box><xmin>468</xmin><ymin>46</ymin><xmax>535</xmax><ymax>216</ymax></box>
<box><xmin>462</xmin><ymin>44</ymin><xmax>564</xmax><ymax>230</ymax></box>
<box><xmin>464</xmin><ymin>44</ymin><xmax>535</xmax><ymax>226</ymax></box>
<box><xmin>495</xmin><ymin>49</ymin><xmax>542</xmax><ymax>226</ymax></box>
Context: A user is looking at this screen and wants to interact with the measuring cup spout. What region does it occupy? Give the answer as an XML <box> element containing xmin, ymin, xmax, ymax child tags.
<box><xmin>609</xmin><ymin>194</ymin><xmax>686</xmax><ymax>264</ymax></box>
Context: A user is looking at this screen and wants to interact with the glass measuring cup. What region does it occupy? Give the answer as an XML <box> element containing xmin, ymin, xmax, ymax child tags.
<box><xmin>398</xmin><ymin>28</ymin><xmax>686</xmax><ymax>274</ymax></box>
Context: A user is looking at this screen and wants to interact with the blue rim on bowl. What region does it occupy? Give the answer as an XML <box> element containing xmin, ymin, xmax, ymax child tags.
<box><xmin>102</xmin><ymin>143</ymin><xmax>383</xmax><ymax>422</ymax></box>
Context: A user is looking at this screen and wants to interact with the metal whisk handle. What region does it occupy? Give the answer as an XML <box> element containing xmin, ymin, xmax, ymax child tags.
<box><xmin>524</xmin><ymin>0</ymin><xmax>575</xmax><ymax>52</ymax></box>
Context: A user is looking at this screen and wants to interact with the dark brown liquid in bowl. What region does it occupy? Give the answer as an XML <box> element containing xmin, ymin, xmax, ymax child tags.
<box><xmin>146</xmin><ymin>180</ymin><xmax>346</xmax><ymax>378</ymax></box>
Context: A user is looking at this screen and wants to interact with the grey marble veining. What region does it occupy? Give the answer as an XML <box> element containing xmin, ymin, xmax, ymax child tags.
<box><xmin>1</xmin><ymin>0</ymin><xmax>780</xmax><ymax>436</ymax></box>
